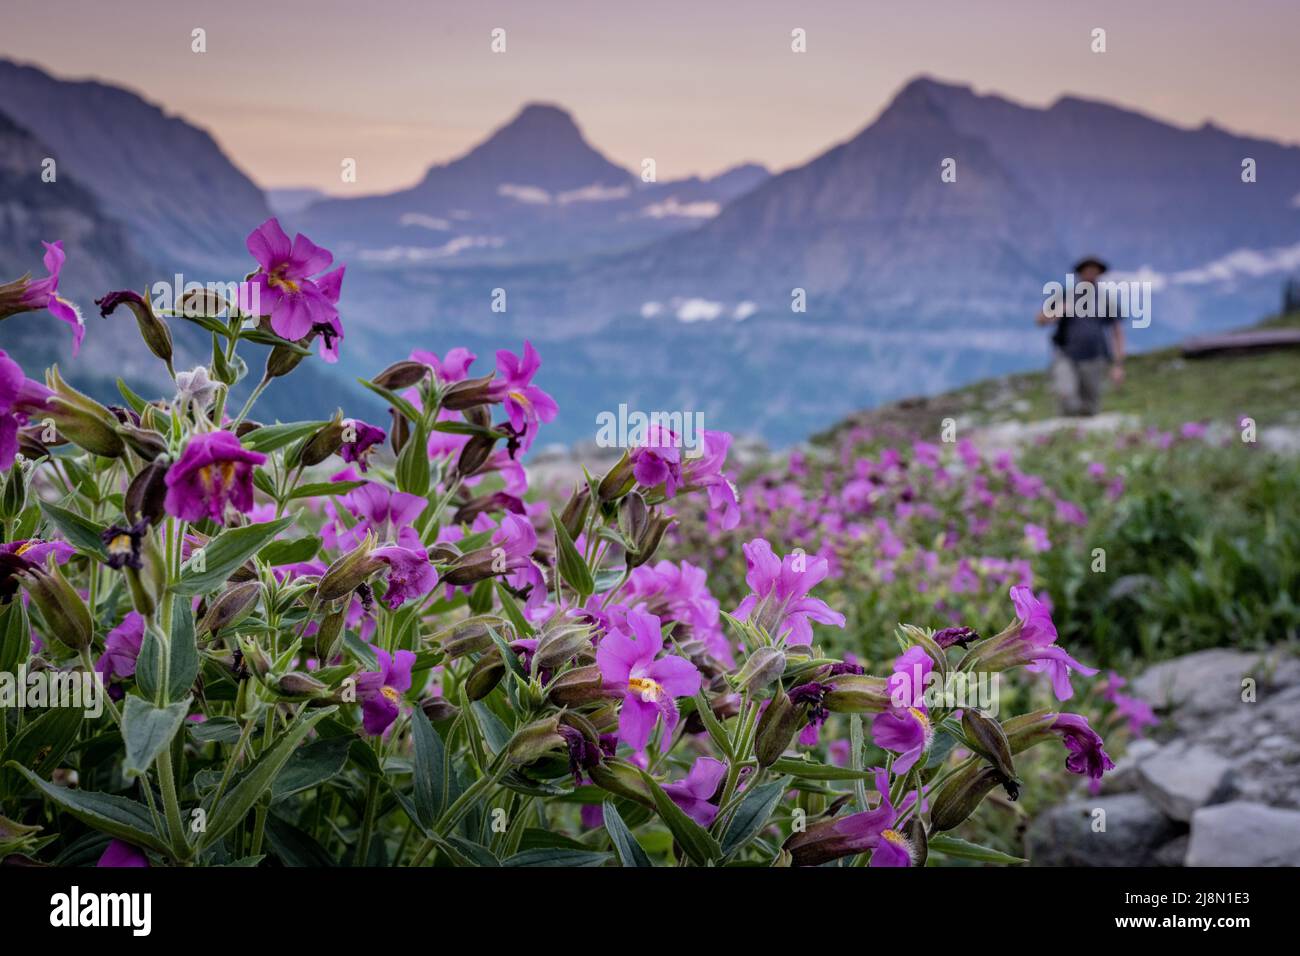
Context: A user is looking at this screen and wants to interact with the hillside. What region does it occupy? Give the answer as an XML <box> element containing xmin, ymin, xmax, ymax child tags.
<box><xmin>819</xmin><ymin>311</ymin><xmax>1300</xmax><ymax>445</ymax></box>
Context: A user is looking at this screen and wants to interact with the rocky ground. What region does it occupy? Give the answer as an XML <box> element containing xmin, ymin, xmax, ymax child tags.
<box><xmin>1026</xmin><ymin>647</ymin><xmax>1300</xmax><ymax>866</ymax></box>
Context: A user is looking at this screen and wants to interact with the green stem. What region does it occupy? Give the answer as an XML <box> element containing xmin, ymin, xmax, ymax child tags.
<box><xmin>155</xmin><ymin>745</ymin><xmax>190</xmax><ymax>862</ymax></box>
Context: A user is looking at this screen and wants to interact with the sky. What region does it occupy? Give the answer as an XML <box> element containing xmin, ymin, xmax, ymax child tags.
<box><xmin>4</xmin><ymin>0</ymin><xmax>1299</xmax><ymax>195</ymax></box>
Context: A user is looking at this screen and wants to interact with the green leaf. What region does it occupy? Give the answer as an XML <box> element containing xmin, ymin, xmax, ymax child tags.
<box><xmin>201</xmin><ymin>707</ymin><xmax>335</xmax><ymax>848</ymax></box>
<box><xmin>240</xmin><ymin>421</ymin><xmax>323</xmax><ymax>454</ymax></box>
<box><xmin>258</xmin><ymin>534</ymin><xmax>321</xmax><ymax>567</ymax></box>
<box><xmin>551</xmin><ymin>511</ymin><xmax>595</xmax><ymax>599</ymax></box>
<box><xmin>357</xmin><ymin>378</ymin><xmax>421</xmax><ymax>424</ymax></box>
<box><xmin>691</xmin><ymin>692</ymin><xmax>734</xmax><ymax>760</ymax></box>
<box><xmin>271</xmin><ymin>736</ymin><xmax>352</xmax><ymax>800</ymax></box>
<box><xmin>136</xmin><ymin>595</ymin><xmax>199</xmax><ymax>703</ymax></box>
<box><xmin>770</xmin><ymin>756</ymin><xmax>876</xmax><ymax>781</ymax></box>
<box><xmin>0</xmin><ymin>601</ymin><xmax>29</xmax><ymax>674</ymax></box>
<box><xmin>502</xmin><ymin>848</ymin><xmax>612</xmax><ymax>867</ymax></box>
<box><xmin>1</xmin><ymin>704</ymin><xmax>84</xmax><ymax>787</ymax></box>
<box><xmin>602</xmin><ymin>799</ymin><xmax>654</xmax><ymax>867</ymax></box>
<box><xmin>174</xmin><ymin>518</ymin><xmax>294</xmax><ymax>594</ymax></box>
<box><xmin>265</xmin><ymin>814</ymin><xmax>335</xmax><ymax>867</ymax></box>
<box><xmin>395</xmin><ymin>422</ymin><xmax>430</xmax><ymax>495</ymax></box>
<box><xmin>410</xmin><ymin>706</ymin><xmax>446</xmax><ymax>827</ymax></box>
<box><xmin>38</xmin><ymin>501</ymin><xmax>108</xmax><ymax>561</ymax></box>
<box><xmin>286</xmin><ymin>481</ymin><xmax>366</xmax><ymax>502</ymax></box>
<box><xmin>927</xmin><ymin>834</ymin><xmax>1026</xmax><ymax>865</ymax></box>
<box><xmin>121</xmin><ymin>695</ymin><xmax>190</xmax><ymax>778</ymax></box>
<box><xmin>639</xmin><ymin>769</ymin><xmax>722</xmax><ymax>865</ymax></box>
<box><xmin>494</xmin><ymin>583</ymin><xmax>535</xmax><ymax>637</ymax></box>
<box><xmin>116</xmin><ymin>378</ymin><xmax>151</xmax><ymax>415</ymax></box>
<box><xmin>6</xmin><ymin>763</ymin><xmax>167</xmax><ymax>854</ymax></box>
<box><xmin>719</xmin><ymin>779</ymin><xmax>786</xmax><ymax>855</ymax></box>
<box><xmin>188</xmin><ymin>716</ymin><xmax>243</xmax><ymax>744</ymax></box>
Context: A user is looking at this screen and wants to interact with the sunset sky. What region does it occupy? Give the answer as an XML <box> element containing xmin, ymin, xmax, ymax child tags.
<box><xmin>4</xmin><ymin>0</ymin><xmax>1299</xmax><ymax>194</ymax></box>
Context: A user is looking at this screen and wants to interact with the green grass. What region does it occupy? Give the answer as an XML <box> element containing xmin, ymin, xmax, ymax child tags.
<box><xmin>818</xmin><ymin>311</ymin><xmax>1300</xmax><ymax>442</ymax></box>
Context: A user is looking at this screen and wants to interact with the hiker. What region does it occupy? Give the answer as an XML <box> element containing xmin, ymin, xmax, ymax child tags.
<box><xmin>1035</xmin><ymin>256</ymin><xmax>1126</xmax><ymax>416</ymax></box>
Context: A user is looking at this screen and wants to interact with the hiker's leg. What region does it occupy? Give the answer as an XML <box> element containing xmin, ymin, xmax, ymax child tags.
<box><xmin>1051</xmin><ymin>351</ymin><xmax>1083</xmax><ymax>415</ymax></box>
<box><xmin>1078</xmin><ymin>359</ymin><xmax>1108</xmax><ymax>415</ymax></box>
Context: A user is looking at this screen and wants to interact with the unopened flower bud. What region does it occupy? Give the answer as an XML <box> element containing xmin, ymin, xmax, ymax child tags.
<box><xmin>441</xmin><ymin>373</ymin><xmax>500</xmax><ymax>411</ymax></box>
<box><xmin>755</xmin><ymin>683</ymin><xmax>806</xmax><ymax>768</ymax></box>
<box><xmin>588</xmin><ymin>758</ymin><xmax>653</xmax><ymax>807</ymax></box>
<box><xmin>236</xmin><ymin>634</ymin><xmax>274</xmax><ymax>679</ymax></box>
<box><xmin>117</xmin><ymin>424</ymin><xmax>168</xmax><ymax>461</ymax></box>
<box><xmin>125</xmin><ymin>460</ymin><xmax>169</xmax><ymax>526</ymax></box>
<box><xmin>962</xmin><ymin>708</ymin><xmax>1018</xmax><ymax>790</ymax></box>
<box><xmin>277</xmin><ymin>671</ymin><xmax>330</xmax><ymax>700</ymax></box>
<box><xmin>388</xmin><ymin>407</ymin><xmax>411</xmax><ymax>455</ymax></box>
<box><xmin>627</xmin><ymin>511</ymin><xmax>674</xmax><ymax>569</ymax></box>
<box><xmin>44</xmin><ymin>366</ymin><xmax>125</xmax><ymax>458</ymax></box>
<box><xmin>432</xmin><ymin>616</ymin><xmax>498</xmax><ymax>659</ymax></box>
<box><xmin>316</xmin><ymin>536</ymin><xmax>383</xmax><ymax>604</ymax></box>
<box><xmin>18</xmin><ymin>557</ymin><xmax>93</xmax><ymax>651</ymax></box>
<box><xmin>545</xmin><ymin>664</ymin><xmax>615</xmax><ymax>707</ymax></box>
<box><xmin>557</xmin><ymin>484</ymin><xmax>590</xmax><ymax>540</ymax></box>
<box><xmin>455</xmin><ymin>432</ymin><xmax>496</xmax><ymax>479</ymax></box>
<box><xmin>906</xmin><ymin>817</ymin><xmax>929</xmax><ymax>867</ymax></box>
<box><xmin>295</xmin><ymin>414</ymin><xmax>345</xmax><ymax>467</ymax></box>
<box><xmin>534</xmin><ymin>619</ymin><xmax>592</xmax><ymax>672</ymax></box>
<box><xmin>419</xmin><ymin>696</ymin><xmax>460</xmax><ymax>723</ymax></box>
<box><xmin>0</xmin><ymin>461</ymin><xmax>27</xmax><ymax>520</ymax></box>
<box><xmin>372</xmin><ymin>360</ymin><xmax>428</xmax><ymax>390</ymax></box>
<box><xmin>465</xmin><ymin>648</ymin><xmax>506</xmax><ymax>701</ymax></box>
<box><xmin>506</xmin><ymin>716</ymin><xmax>565</xmax><ymax>766</ymax></box>
<box><xmin>822</xmin><ymin>674</ymin><xmax>891</xmax><ymax>714</ymax></box>
<box><xmin>930</xmin><ymin>762</ymin><xmax>1007</xmax><ymax>832</ymax></box>
<box><xmin>198</xmin><ymin>580</ymin><xmax>262</xmax><ymax>637</ymax></box>
<box><xmin>597</xmin><ymin>452</ymin><xmax>635</xmax><ymax>503</ymax></box>
<box><xmin>735</xmin><ymin>646</ymin><xmax>786</xmax><ymax>695</ymax></box>
<box><xmin>314</xmin><ymin>603</ymin><xmax>348</xmax><ymax>663</ymax></box>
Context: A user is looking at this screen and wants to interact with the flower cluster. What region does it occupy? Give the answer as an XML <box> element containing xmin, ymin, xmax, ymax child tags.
<box><xmin>0</xmin><ymin>223</ymin><xmax>1112</xmax><ymax>869</ymax></box>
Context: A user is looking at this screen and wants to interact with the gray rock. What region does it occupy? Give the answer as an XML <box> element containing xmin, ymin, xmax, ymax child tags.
<box><xmin>1132</xmin><ymin>648</ymin><xmax>1300</xmax><ymax>724</ymax></box>
<box><xmin>1099</xmin><ymin>738</ymin><xmax>1161</xmax><ymax>795</ymax></box>
<box><xmin>1135</xmin><ymin>743</ymin><xmax>1233</xmax><ymax>822</ymax></box>
<box><xmin>1152</xmin><ymin>834</ymin><xmax>1190</xmax><ymax>867</ymax></box>
<box><xmin>1026</xmin><ymin>793</ymin><xmax>1182</xmax><ymax>866</ymax></box>
<box><xmin>1186</xmin><ymin>802</ymin><xmax>1300</xmax><ymax>866</ymax></box>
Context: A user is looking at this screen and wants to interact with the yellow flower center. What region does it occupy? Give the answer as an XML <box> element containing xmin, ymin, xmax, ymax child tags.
<box><xmin>509</xmin><ymin>389</ymin><xmax>532</xmax><ymax>411</ymax></box>
<box><xmin>909</xmin><ymin>707</ymin><xmax>929</xmax><ymax>729</ymax></box>
<box><xmin>381</xmin><ymin>686</ymin><xmax>402</xmax><ymax>703</ymax></box>
<box><xmin>268</xmin><ymin>271</ymin><xmax>301</xmax><ymax>294</ymax></box>
<box><xmin>627</xmin><ymin>677</ymin><xmax>664</xmax><ymax>702</ymax></box>
<box><xmin>882</xmin><ymin>828</ymin><xmax>908</xmax><ymax>847</ymax></box>
<box><xmin>15</xmin><ymin>541</ymin><xmax>36</xmax><ymax>556</ymax></box>
<box><xmin>199</xmin><ymin>461</ymin><xmax>238</xmax><ymax>492</ymax></box>
<box><xmin>108</xmin><ymin>534</ymin><xmax>133</xmax><ymax>555</ymax></box>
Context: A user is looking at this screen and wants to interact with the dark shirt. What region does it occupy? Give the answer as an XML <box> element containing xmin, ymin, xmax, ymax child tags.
<box><xmin>1052</xmin><ymin>286</ymin><xmax>1120</xmax><ymax>362</ymax></box>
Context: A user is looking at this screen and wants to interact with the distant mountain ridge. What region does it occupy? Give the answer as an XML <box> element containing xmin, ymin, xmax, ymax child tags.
<box><xmin>0</xmin><ymin>58</ymin><xmax>270</xmax><ymax>275</ymax></box>
<box><xmin>296</xmin><ymin>102</ymin><xmax>770</xmax><ymax>266</ymax></box>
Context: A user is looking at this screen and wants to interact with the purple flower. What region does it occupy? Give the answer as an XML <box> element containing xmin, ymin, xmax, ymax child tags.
<box><xmin>596</xmin><ymin>606</ymin><xmax>701</xmax><ymax>753</ymax></box>
<box><xmin>96</xmin><ymin>839</ymin><xmax>149</xmax><ymax>867</ymax></box>
<box><xmin>933</xmin><ymin>625</ymin><xmax>978</xmax><ymax>649</ymax></box>
<box><xmin>238</xmin><ymin>218</ymin><xmax>344</xmax><ymax>349</ymax></box>
<box><xmin>340</xmin><ymin>419</ymin><xmax>386</xmax><ymax>472</ymax></box>
<box><xmin>0</xmin><ymin>242</ymin><xmax>84</xmax><ymax>353</ymax></box>
<box><xmin>680</xmin><ymin>430</ymin><xmax>740</xmax><ymax>531</ymax></box>
<box><xmin>871</xmin><ymin>706</ymin><xmax>932</xmax><ymax>775</ymax></box>
<box><xmin>1023</xmin><ymin>522</ymin><xmax>1051</xmax><ymax>553</ymax></box>
<box><xmin>371</xmin><ymin>539</ymin><xmax>435</xmax><ymax>610</ymax></box>
<box><xmin>630</xmin><ymin>425</ymin><xmax>683</xmax><ymax>493</ymax></box>
<box><xmin>0</xmin><ymin>349</ymin><xmax>52</xmax><ymax>470</ymax></box>
<box><xmin>1009</xmin><ymin>585</ymin><xmax>1097</xmax><ymax>700</ymax></box>
<box><xmin>410</xmin><ymin>347</ymin><xmax>476</xmax><ymax>383</ymax></box>
<box><xmin>163</xmin><ymin>430</ymin><xmax>266</xmax><ymax>525</ymax></box>
<box><xmin>96</xmin><ymin>612</ymin><xmax>145</xmax><ymax>683</ymax></box>
<box><xmin>356</xmin><ymin>648</ymin><xmax>416</xmax><ymax>736</ymax></box>
<box><xmin>1051</xmin><ymin>713</ymin><xmax>1116</xmax><ymax>780</ymax></box>
<box><xmin>493</xmin><ymin>341</ymin><xmax>557</xmax><ymax>449</ymax></box>
<box><xmin>785</xmin><ymin>770</ymin><xmax>913</xmax><ymax>867</ymax></box>
<box><xmin>732</xmin><ymin>538</ymin><xmax>846</xmax><ymax>646</ymax></box>
<box><xmin>663</xmin><ymin>756</ymin><xmax>726</xmax><ymax>826</ymax></box>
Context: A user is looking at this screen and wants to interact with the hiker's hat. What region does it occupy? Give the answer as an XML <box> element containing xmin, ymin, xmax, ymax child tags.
<box><xmin>1072</xmin><ymin>255</ymin><xmax>1108</xmax><ymax>274</ymax></box>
